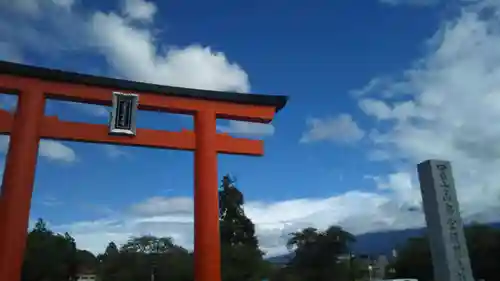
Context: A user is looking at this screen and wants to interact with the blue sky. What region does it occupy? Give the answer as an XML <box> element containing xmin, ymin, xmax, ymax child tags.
<box><xmin>2</xmin><ymin>0</ymin><xmax>500</xmax><ymax>256</ymax></box>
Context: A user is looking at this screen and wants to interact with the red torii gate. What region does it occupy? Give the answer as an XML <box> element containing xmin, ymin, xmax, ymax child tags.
<box><xmin>0</xmin><ymin>61</ymin><xmax>287</xmax><ymax>281</ymax></box>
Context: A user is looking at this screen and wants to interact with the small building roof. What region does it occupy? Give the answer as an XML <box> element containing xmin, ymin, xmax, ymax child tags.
<box><xmin>0</xmin><ymin>60</ymin><xmax>288</xmax><ymax>112</ymax></box>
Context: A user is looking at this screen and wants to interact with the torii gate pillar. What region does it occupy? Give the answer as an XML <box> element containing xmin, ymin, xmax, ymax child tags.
<box><xmin>194</xmin><ymin>109</ymin><xmax>220</xmax><ymax>281</ymax></box>
<box><xmin>0</xmin><ymin>90</ymin><xmax>45</xmax><ymax>281</ymax></box>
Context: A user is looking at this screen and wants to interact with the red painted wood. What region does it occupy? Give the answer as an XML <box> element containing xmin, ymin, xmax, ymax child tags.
<box><xmin>194</xmin><ymin>110</ymin><xmax>221</xmax><ymax>281</ymax></box>
<box><xmin>0</xmin><ymin>89</ymin><xmax>44</xmax><ymax>281</ymax></box>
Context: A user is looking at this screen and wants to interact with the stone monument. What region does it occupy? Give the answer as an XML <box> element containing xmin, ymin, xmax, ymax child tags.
<box><xmin>417</xmin><ymin>160</ymin><xmax>474</xmax><ymax>281</ymax></box>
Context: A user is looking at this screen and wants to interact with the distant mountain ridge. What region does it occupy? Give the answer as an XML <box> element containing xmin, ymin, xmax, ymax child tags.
<box><xmin>266</xmin><ymin>222</ymin><xmax>500</xmax><ymax>264</ymax></box>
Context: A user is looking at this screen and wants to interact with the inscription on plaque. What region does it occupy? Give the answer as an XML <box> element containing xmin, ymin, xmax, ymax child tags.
<box><xmin>417</xmin><ymin>160</ymin><xmax>473</xmax><ymax>281</ymax></box>
<box><xmin>108</xmin><ymin>92</ymin><xmax>139</xmax><ymax>136</ymax></box>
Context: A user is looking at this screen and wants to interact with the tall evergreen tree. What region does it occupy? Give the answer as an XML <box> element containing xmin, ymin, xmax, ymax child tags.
<box><xmin>219</xmin><ymin>174</ymin><xmax>264</xmax><ymax>281</ymax></box>
<box><xmin>22</xmin><ymin>219</ymin><xmax>78</xmax><ymax>281</ymax></box>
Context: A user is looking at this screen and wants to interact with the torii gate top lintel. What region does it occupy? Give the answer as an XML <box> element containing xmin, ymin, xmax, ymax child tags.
<box><xmin>0</xmin><ymin>60</ymin><xmax>288</xmax><ymax>123</ymax></box>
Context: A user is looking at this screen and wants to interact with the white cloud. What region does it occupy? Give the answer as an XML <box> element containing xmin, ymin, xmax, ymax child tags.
<box><xmin>358</xmin><ymin>98</ymin><xmax>417</xmax><ymax>121</ymax></box>
<box><xmin>354</xmin><ymin>1</ymin><xmax>500</xmax><ymax>222</ymax></box>
<box><xmin>89</xmin><ymin>11</ymin><xmax>268</xmax><ymax>134</ymax></box>
<box><xmin>39</xmin><ymin>140</ymin><xmax>77</xmax><ymax>162</ymax></box>
<box><xmin>367</xmin><ymin>149</ymin><xmax>392</xmax><ymax>161</ymax></box>
<box><xmin>103</xmin><ymin>145</ymin><xmax>130</xmax><ymax>159</ymax></box>
<box><xmin>300</xmin><ymin>114</ymin><xmax>365</xmax><ymax>144</ymax></box>
<box><xmin>74</xmin><ymin>103</ymin><xmax>109</xmax><ymax>117</ymax></box>
<box><xmin>0</xmin><ymin>136</ymin><xmax>76</xmax><ymax>163</ymax></box>
<box><xmin>49</xmin><ymin>190</ymin><xmax>427</xmax><ymax>257</ymax></box>
<box><xmin>121</xmin><ymin>0</ymin><xmax>157</xmax><ymax>22</ymax></box>
<box><xmin>88</xmin><ymin>11</ymin><xmax>250</xmax><ymax>91</ymax></box>
<box><xmin>131</xmin><ymin>196</ymin><xmax>193</xmax><ymax>217</ymax></box>
<box><xmin>350</xmin><ymin>77</ymin><xmax>394</xmax><ymax>97</ymax></box>
<box><xmin>88</xmin><ymin>3</ymin><xmax>273</xmax><ymax>136</ymax></box>
<box><xmin>51</xmin><ymin>0</ymin><xmax>74</xmax><ymax>10</ymax></box>
<box><xmin>217</xmin><ymin>121</ymin><xmax>275</xmax><ymax>137</ymax></box>
<box><xmin>50</xmin><ymin>169</ymin><xmax>493</xmax><ymax>257</ymax></box>
<box><xmin>41</xmin><ymin>196</ymin><xmax>63</xmax><ymax>207</ymax></box>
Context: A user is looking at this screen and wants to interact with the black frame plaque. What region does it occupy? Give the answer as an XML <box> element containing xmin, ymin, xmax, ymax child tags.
<box><xmin>109</xmin><ymin>92</ymin><xmax>139</xmax><ymax>136</ymax></box>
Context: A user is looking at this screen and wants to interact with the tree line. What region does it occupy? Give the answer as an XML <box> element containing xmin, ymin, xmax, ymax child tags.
<box><xmin>19</xmin><ymin>175</ymin><xmax>500</xmax><ymax>281</ymax></box>
<box><xmin>387</xmin><ymin>223</ymin><xmax>500</xmax><ymax>281</ymax></box>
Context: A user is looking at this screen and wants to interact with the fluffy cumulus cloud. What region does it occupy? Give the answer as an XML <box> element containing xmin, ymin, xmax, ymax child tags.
<box><xmin>89</xmin><ymin>14</ymin><xmax>250</xmax><ymax>93</ymax></box>
<box><xmin>300</xmin><ymin>114</ymin><xmax>365</xmax><ymax>144</ymax></box>
<box><xmin>121</xmin><ymin>0</ymin><xmax>157</xmax><ymax>22</ymax></box>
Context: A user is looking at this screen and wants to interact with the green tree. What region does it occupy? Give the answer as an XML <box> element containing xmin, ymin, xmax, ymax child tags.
<box><xmin>22</xmin><ymin>218</ymin><xmax>196</xmax><ymax>281</ymax></box>
<box><xmin>122</xmin><ymin>235</ymin><xmax>189</xmax><ymax>281</ymax></box>
<box><xmin>99</xmin><ymin>236</ymin><xmax>193</xmax><ymax>281</ymax></box>
<box><xmin>100</xmin><ymin>241</ymin><xmax>119</xmax><ymax>261</ymax></box>
<box><xmin>98</xmin><ymin>242</ymin><xmax>123</xmax><ymax>280</ymax></box>
<box><xmin>219</xmin><ymin>174</ymin><xmax>265</xmax><ymax>281</ymax></box>
<box><xmin>22</xmin><ymin>218</ymin><xmax>78</xmax><ymax>281</ymax></box>
<box><xmin>389</xmin><ymin>236</ymin><xmax>433</xmax><ymax>281</ymax></box>
<box><xmin>465</xmin><ymin>223</ymin><xmax>500</xmax><ymax>281</ymax></box>
<box><xmin>286</xmin><ymin>227</ymin><xmax>320</xmax><ymax>250</ymax></box>
<box><xmin>284</xmin><ymin>225</ymin><xmax>355</xmax><ymax>281</ymax></box>
<box><xmin>389</xmin><ymin>224</ymin><xmax>500</xmax><ymax>281</ymax></box>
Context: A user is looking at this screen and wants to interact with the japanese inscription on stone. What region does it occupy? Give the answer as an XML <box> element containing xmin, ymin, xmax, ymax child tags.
<box><xmin>417</xmin><ymin>160</ymin><xmax>473</xmax><ymax>281</ymax></box>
